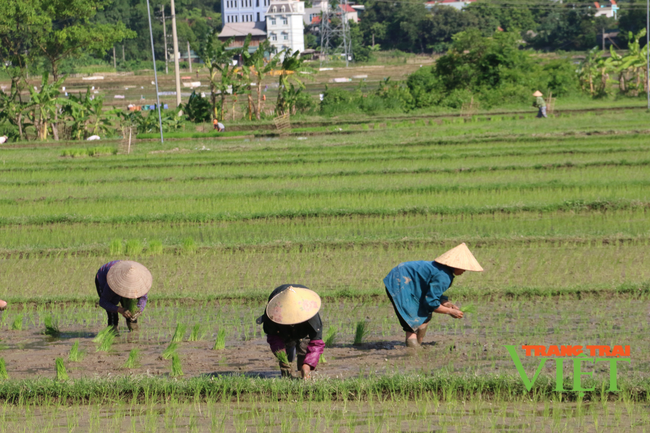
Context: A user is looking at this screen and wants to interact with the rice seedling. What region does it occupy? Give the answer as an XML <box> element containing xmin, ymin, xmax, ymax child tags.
<box><xmin>162</xmin><ymin>342</ymin><xmax>179</xmax><ymax>359</ymax></box>
<box><xmin>55</xmin><ymin>358</ymin><xmax>68</xmax><ymax>381</ymax></box>
<box><xmin>213</xmin><ymin>329</ymin><xmax>226</xmax><ymax>350</ymax></box>
<box><xmin>0</xmin><ymin>358</ymin><xmax>7</xmax><ymax>380</ymax></box>
<box><xmin>353</xmin><ymin>321</ymin><xmax>369</xmax><ymax>346</ymax></box>
<box><xmin>68</xmin><ymin>341</ymin><xmax>85</xmax><ymax>362</ymax></box>
<box><xmin>94</xmin><ymin>327</ymin><xmax>117</xmax><ymax>352</ymax></box>
<box><xmin>109</xmin><ymin>239</ymin><xmax>123</xmax><ymax>255</ymax></box>
<box><xmin>319</xmin><ymin>354</ymin><xmax>327</xmax><ymax>364</ymax></box>
<box><xmin>123</xmin><ymin>349</ymin><xmax>141</xmax><ymax>368</ymax></box>
<box><xmin>120</xmin><ymin>298</ymin><xmax>139</xmax><ymax>315</ymax></box>
<box><xmin>11</xmin><ymin>315</ymin><xmax>22</xmax><ymax>331</ymax></box>
<box><xmin>170</xmin><ymin>354</ymin><xmax>183</xmax><ymax>377</ymax></box>
<box><xmin>187</xmin><ymin>324</ymin><xmax>204</xmax><ymax>341</ymax></box>
<box><xmin>324</xmin><ymin>327</ymin><xmax>337</xmax><ymax>348</ymax></box>
<box><xmin>43</xmin><ymin>316</ymin><xmax>60</xmax><ymax>337</ymax></box>
<box><xmin>460</xmin><ymin>303</ymin><xmax>477</xmax><ymax>314</ymax></box>
<box><xmin>147</xmin><ymin>239</ymin><xmax>163</xmax><ymax>255</ymax></box>
<box><xmin>171</xmin><ymin>324</ymin><xmax>187</xmax><ymax>342</ymax></box>
<box><xmin>275</xmin><ymin>351</ymin><xmax>290</xmax><ymax>365</ymax></box>
<box><xmin>125</xmin><ymin>239</ymin><xmax>143</xmax><ymax>256</ymax></box>
<box><xmin>182</xmin><ymin>237</ymin><xmax>196</xmax><ymax>254</ymax></box>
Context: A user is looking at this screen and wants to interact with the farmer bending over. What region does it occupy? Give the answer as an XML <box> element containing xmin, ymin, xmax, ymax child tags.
<box><xmin>384</xmin><ymin>243</ymin><xmax>483</xmax><ymax>348</ymax></box>
<box><xmin>258</xmin><ymin>284</ymin><xmax>324</xmax><ymax>379</ymax></box>
<box><xmin>95</xmin><ymin>260</ymin><xmax>152</xmax><ymax>332</ymax></box>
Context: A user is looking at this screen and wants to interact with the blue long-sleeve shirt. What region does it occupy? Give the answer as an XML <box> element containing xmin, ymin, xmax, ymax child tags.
<box><xmin>96</xmin><ymin>261</ymin><xmax>148</xmax><ymax>314</ymax></box>
<box><xmin>383</xmin><ymin>261</ymin><xmax>454</xmax><ymax>331</ymax></box>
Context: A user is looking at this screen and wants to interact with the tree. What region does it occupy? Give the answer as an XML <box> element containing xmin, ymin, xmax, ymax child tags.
<box><xmin>241</xmin><ymin>39</ymin><xmax>280</xmax><ymax>120</ymax></box>
<box><xmin>34</xmin><ymin>0</ymin><xmax>136</xmax><ymax>79</ymax></box>
<box><xmin>275</xmin><ymin>50</ymin><xmax>314</xmax><ymax>116</ymax></box>
<box><xmin>23</xmin><ymin>74</ymin><xmax>69</xmax><ymax>141</ymax></box>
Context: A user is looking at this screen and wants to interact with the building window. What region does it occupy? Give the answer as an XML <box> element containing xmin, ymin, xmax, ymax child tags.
<box><xmin>282</xmin><ymin>32</ymin><xmax>288</xmax><ymax>40</ymax></box>
<box><xmin>272</xmin><ymin>6</ymin><xmax>277</xmax><ymax>12</ymax></box>
<box><xmin>271</xmin><ymin>33</ymin><xmax>277</xmax><ymax>41</ymax></box>
<box><xmin>271</xmin><ymin>18</ymin><xmax>276</xmax><ymax>25</ymax></box>
<box><xmin>282</xmin><ymin>18</ymin><xmax>287</xmax><ymax>25</ymax></box>
<box><xmin>256</xmin><ymin>0</ymin><xmax>259</xmax><ymax>6</ymax></box>
<box><xmin>257</xmin><ymin>12</ymin><xmax>260</xmax><ymax>21</ymax></box>
<box><xmin>281</xmin><ymin>6</ymin><xmax>285</xmax><ymax>12</ymax></box>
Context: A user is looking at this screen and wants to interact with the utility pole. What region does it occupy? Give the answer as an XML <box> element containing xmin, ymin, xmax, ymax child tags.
<box><xmin>113</xmin><ymin>46</ymin><xmax>117</xmax><ymax>69</ymax></box>
<box><xmin>170</xmin><ymin>0</ymin><xmax>182</xmax><ymax>107</ymax></box>
<box><xmin>161</xmin><ymin>5</ymin><xmax>169</xmax><ymax>75</ymax></box>
<box><xmin>602</xmin><ymin>28</ymin><xmax>605</xmax><ymax>51</ymax></box>
<box><xmin>122</xmin><ymin>45</ymin><xmax>125</xmax><ymax>62</ymax></box>
<box><xmin>647</xmin><ymin>0</ymin><xmax>649</xmax><ymax>110</ymax></box>
<box><xmin>319</xmin><ymin>0</ymin><xmax>352</xmax><ymax>67</ymax></box>
<box><xmin>187</xmin><ymin>41</ymin><xmax>192</xmax><ymax>73</ymax></box>
<box><xmin>145</xmin><ymin>0</ymin><xmax>164</xmax><ymax>143</ymax></box>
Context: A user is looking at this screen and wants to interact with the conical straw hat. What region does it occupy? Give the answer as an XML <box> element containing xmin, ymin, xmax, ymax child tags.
<box><xmin>266</xmin><ymin>286</ymin><xmax>321</xmax><ymax>325</ymax></box>
<box><xmin>533</xmin><ymin>90</ymin><xmax>543</xmax><ymax>97</ymax></box>
<box><xmin>107</xmin><ymin>261</ymin><xmax>152</xmax><ymax>298</ymax></box>
<box><xmin>434</xmin><ymin>243</ymin><xmax>484</xmax><ymax>272</ymax></box>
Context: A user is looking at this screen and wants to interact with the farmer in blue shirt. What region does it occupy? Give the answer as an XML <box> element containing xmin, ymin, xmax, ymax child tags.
<box><xmin>95</xmin><ymin>260</ymin><xmax>152</xmax><ymax>332</ymax></box>
<box><xmin>384</xmin><ymin>243</ymin><xmax>483</xmax><ymax>348</ymax></box>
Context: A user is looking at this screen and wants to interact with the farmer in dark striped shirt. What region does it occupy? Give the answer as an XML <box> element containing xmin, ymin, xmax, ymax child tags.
<box><xmin>95</xmin><ymin>260</ymin><xmax>152</xmax><ymax>332</ymax></box>
<box><xmin>258</xmin><ymin>284</ymin><xmax>325</xmax><ymax>379</ymax></box>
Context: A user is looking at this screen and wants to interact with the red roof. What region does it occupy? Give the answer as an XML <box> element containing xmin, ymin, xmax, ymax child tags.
<box><xmin>339</xmin><ymin>4</ymin><xmax>356</xmax><ymax>12</ymax></box>
<box><xmin>311</xmin><ymin>16</ymin><xmax>321</xmax><ymax>24</ymax></box>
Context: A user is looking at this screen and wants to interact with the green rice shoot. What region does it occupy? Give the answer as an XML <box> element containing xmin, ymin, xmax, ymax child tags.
<box><xmin>123</xmin><ymin>349</ymin><xmax>141</xmax><ymax>368</ymax></box>
<box><xmin>11</xmin><ymin>315</ymin><xmax>23</xmax><ymax>331</ymax></box>
<box><xmin>147</xmin><ymin>239</ymin><xmax>163</xmax><ymax>255</ymax></box>
<box><xmin>353</xmin><ymin>321</ymin><xmax>369</xmax><ymax>346</ymax></box>
<box><xmin>93</xmin><ymin>326</ymin><xmax>116</xmax><ymax>343</ymax></box>
<box><xmin>43</xmin><ymin>316</ymin><xmax>60</xmax><ymax>337</ymax></box>
<box><xmin>213</xmin><ymin>329</ymin><xmax>226</xmax><ymax>350</ymax></box>
<box><xmin>68</xmin><ymin>341</ymin><xmax>85</xmax><ymax>362</ymax></box>
<box><xmin>109</xmin><ymin>239</ymin><xmax>123</xmax><ymax>255</ymax></box>
<box><xmin>171</xmin><ymin>324</ymin><xmax>187</xmax><ymax>342</ymax></box>
<box><xmin>94</xmin><ymin>327</ymin><xmax>117</xmax><ymax>352</ymax></box>
<box><xmin>460</xmin><ymin>303</ymin><xmax>478</xmax><ymax>314</ymax></box>
<box><xmin>0</xmin><ymin>358</ymin><xmax>7</xmax><ymax>380</ymax></box>
<box><xmin>171</xmin><ymin>354</ymin><xmax>183</xmax><ymax>377</ymax></box>
<box><xmin>125</xmin><ymin>239</ymin><xmax>143</xmax><ymax>256</ymax></box>
<box><xmin>324</xmin><ymin>327</ymin><xmax>337</xmax><ymax>348</ymax></box>
<box><xmin>187</xmin><ymin>324</ymin><xmax>203</xmax><ymax>342</ymax></box>
<box><xmin>162</xmin><ymin>342</ymin><xmax>179</xmax><ymax>360</ymax></box>
<box><xmin>275</xmin><ymin>351</ymin><xmax>290</xmax><ymax>365</ymax></box>
<box><xmin>121</xmin><ymin>298</ymin><xmax>139</xmax><ymax>315</ymax></box>
<box><xmin>55</xmin><ymin>358</ymin><xmax>68</xmax><ymax>381</ymax></box>
<box><xmin>319</xmin><ymin>354</ymin><xmax>327</xmax><ymax>364</ymax></box>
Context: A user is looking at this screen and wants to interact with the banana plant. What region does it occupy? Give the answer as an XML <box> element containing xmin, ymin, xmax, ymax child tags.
<box><xmin>621</xmin><ymin>29</ymin><xmax>647</xmax><ymax>96</ymax></box>
<box><xmin>65</xmin><ymin>88</ymin><xmax>119</xmax><ymax>139</ymax></box>
<box><xmin>23</xmin><ymin>74</ymin><xmax>69</xmax><ymax>141</ymax></box>
<box><xmin>275</xmin><ymin>50</ymin><xmax>315</xmax><ymax>116</ymax></box>
<box><xmin>241</xmin><ymin>38</ymin><xmax>281</xmax><ymax>120</ymax></box>
<box><xmin>609</xmin><ymin>46</ymin><xmax>626</xmax><ymax>93</ymax></box>
<box><xmin>576</xmin><ymin>48</ymin><xmax>600</xmax><ymax>96</ymax></box>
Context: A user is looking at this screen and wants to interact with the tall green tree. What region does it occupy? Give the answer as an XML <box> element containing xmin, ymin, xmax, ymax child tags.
<box><xmin>241</xmin><ymin>39</ymin><xmax>280</xmax><ymax>120</ymax></box>
<box><xmin>275</xmin><ymin>50</ymin><xmax>314</xmax><ymax>116</ymax></box>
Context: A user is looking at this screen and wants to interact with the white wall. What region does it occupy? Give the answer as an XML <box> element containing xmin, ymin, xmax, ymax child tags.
<box><xmin>266</xmin><ymin>1</ymin><xmax>305</xmax><ymax>55</ymax></box>
<box><xmin>222</xmin><ymin>0</ymin><xmax>271</xmax><ymax>23</ymax></box>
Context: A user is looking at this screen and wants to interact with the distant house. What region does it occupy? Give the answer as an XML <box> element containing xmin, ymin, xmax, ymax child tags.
<box><xmin>338</xmin><ymin>3</ymin><xmax>359</xmax><ymax>23</ymax></box>
<box><xmin>218</xmin><ymin>22</ymin><xmax>268</xmax><ymax>53</ymax></box>
<box><xmin>222</xmin><ymin>0</ymin><xmax>271</xmax><ymax>24</ymax></box>
<box><xmin>266</xmin><ymin>0</ymin><xmax>305</xmax><ymax>56</ymax></box>
<box><xmin>304</xmin><ymin>0</ymin><xmax>328</xmax><ymax>25</ymax></box>
<box><xmin>594</xmin><ymin>1</ymin><xmax>619</xmax><ymax>19</ymax></box>
<box><xmin>425</xmin><ymin>0</ymin><xmax>476</xmax><ymax>10</ymax></box>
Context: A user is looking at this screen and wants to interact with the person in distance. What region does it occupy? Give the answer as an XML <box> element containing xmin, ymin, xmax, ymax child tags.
<box><xmin>257</xmin><ymin>284</ymin><xmax>325</xmax><ymax>379</ymax></box>
<box><xmin>384</xmin><ymin>243</ymin><xmax>483</xmax><ymax>348</ymax></box>
<box><xmin>95</xmin><ymin>260</ymin><xmax>152</xmax><ymax>333</ymax></box>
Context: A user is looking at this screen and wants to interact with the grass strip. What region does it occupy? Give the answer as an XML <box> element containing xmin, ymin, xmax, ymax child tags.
<box><xmin>0</xmin><ymin>374</ymin><xmax>648</xmax><ymax>404</ymax></box>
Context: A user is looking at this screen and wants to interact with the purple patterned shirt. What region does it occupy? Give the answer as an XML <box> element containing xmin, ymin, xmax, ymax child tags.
<box><xmin>96</xmin><ymin>261</ymin><xmax>148</xmax><ymax>314</ymax></box>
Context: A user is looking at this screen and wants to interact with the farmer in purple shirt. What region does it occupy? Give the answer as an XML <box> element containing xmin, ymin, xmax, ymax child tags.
<box><xmin>95</xmin><ymin>260</ymin><xmax>152</xmax><ymax>332</ymax></box>
<box><xmin>257</xmin><ymin>284</ymin><xmax>324</xmax><ymax>379</ymax></box>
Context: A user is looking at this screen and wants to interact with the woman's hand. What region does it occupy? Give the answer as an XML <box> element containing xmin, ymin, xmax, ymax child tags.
<box><xmin>117</xmin><ymin>307</ymin><xmax>133</xmax><ymax>320</ymax></box>
<box><xmin>441</xmin><ymin>301</ymin><xmax>459</xmax><ymax>310</ymax></box>
<box><xmin>448</xmin><ymin>309</ymin><xmax>464</xmax><ymax>319</ymax></box>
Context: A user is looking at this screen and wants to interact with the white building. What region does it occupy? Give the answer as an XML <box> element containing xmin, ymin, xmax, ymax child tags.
<box><xmin>424</xmin><ymin>0</ymin><xmax>476</xmax><ymax>11</ymax></box>
<box><xmin>222</xmin><ymin>0</ymin><xmax>271</xmax><ymax>24</ymax></box>
<box><xmin>266</xmin><ymin>0</ymin><xmax>305</xmax><ymax>55</ymax></box>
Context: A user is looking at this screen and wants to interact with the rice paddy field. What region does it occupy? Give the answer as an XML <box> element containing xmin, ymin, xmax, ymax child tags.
<box><xmin>1</xmin><ymin>108</ymin><xmax>650</xmax><ymax>431</ymax></box>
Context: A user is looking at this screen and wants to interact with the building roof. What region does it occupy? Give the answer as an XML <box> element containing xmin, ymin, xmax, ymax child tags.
<box><xmin>339</xmin><ymin>4</ymin><xmax>356</xmax><ymax>12</ymax></box>
<box><xmin>219</xmin><ymin>22</ymin><xmax>267</xmax><ymax>38</ymax></box>
<box><xmin>267</xmin><ymin>2</ymin><xmax>297</xmax><ymax>13</ymax></box>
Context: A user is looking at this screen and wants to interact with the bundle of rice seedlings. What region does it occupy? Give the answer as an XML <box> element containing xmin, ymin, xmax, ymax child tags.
<box><xmin>182</xmin><ymin>237</ymin><xmax>196</xmax><ymax>254</ymax></box>
<box><xmin>55</xmin><ymin>358</ymin><xmax>68</xmax><ymax>381</ymax></box>
<box><xmin>319</xmin><ymin>354</ymin><xmax>327</xmax><ymax>364</ymax></box>
<box><xmin>94</xmin><ymin>326</ymin><xmax>117</xmax><ymax>352</ymax></box>
<box><xmin>109</xmin><ymin>239</ymin><xmax>123</xmax><ymax>255</ymax></box>
<box><xmin>170</xmin><ymin>354</ymin><xmax>183</xmax><ymax>377</ymax></box>
<box><xmin>324</xmin><ymin>327</ymin><xmax>337</xmax><ymax>348</ymax></box>
<box><xmin>162</xmin><ymin>342</ymin><xmax>179</xmax><ymax>359</ymax></box>
<box><xmin>147</xmin><ymin>239</ymin><xmax>163</xmax><ymax>256</ymax></box>
<box><xmin>123</xmin><ymin>349</ymin><xmax>141</xmax><ymax>368</ymax></box>
<box><xmin>275</xmin><ymin>351</ymin><xmax>290</xmax><ymax>365</ymax></box>
<box><xmin>68</xmin><ymin>341</ymin><xmax>85</xmax><ymax>362</ymax></box>
<box><xmin>125</xmin><ymin>239</ymin><xmax>143</xmax><ymax>256</ymax></box>
<box><xmin>43</xmin><ymin>316</ymin><xmax>60</xmax><ymax>337</ymax></box>
<box><xmin>353</xmin><ymin>321</ymin><xmax>369</xmax><ymax>346</ymax></box>
<box><xmin>188</xmin><ymin>324</ymin><xmax>204</xmax><ymax>342</ymax></box>
<box><xmin>460</xmin><ymin>303</ymin><xmax>477</xmax><ymax>314</ymax></box>
<box><xmin>0</xmin><ymin>359</ymin><xmax>7</xmax><ymax>380</ymax></box>
<box><xmin>171</xmin><ymin>324</ymin><xmax>187</xmax><ymax>342</ymax></box>
<box><xmin>11</xmin><ymin>315</ymin><xmax>23</xmax><ymax>331</ymax></box>
<box><xmin>213</xmin><ymin>329</ymin><xmax>226</xmax><ymax>350</ymax></box>
<box><xmin>121</xmin><ymin>298</ymin><xmax>139</xmax><ymax>316</ymax></box>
